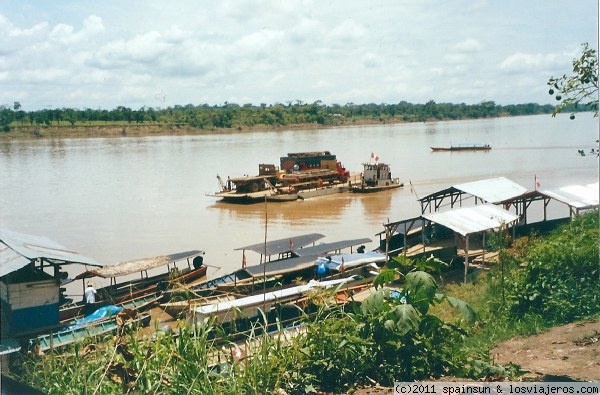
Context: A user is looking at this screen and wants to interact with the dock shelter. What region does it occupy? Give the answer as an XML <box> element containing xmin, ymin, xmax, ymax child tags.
<box><xmin>418</xmin><ymin>177</ymin><xmax>528</xmax><ymax>214</ymax></box>
<box><xmin>539</xmin><ymin>182</ymin><xmax>599</xmax><ymax>217</ymax></box>
<box><xmin>422</xmin><ymin>204</ymin><xmax>519</xmax><ymax>283</ymax></box>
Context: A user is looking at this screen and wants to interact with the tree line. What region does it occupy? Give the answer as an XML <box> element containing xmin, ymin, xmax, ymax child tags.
<box><xmin>0</xmin><ymin>100</ymin><xmax>585</xmax><ymax>133</ymax></box>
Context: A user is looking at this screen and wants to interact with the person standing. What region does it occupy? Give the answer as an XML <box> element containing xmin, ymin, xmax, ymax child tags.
<box><xmin>84</xmin><ymin>282</ymin><xmax>98</xmax><ymax>315</ymax></box>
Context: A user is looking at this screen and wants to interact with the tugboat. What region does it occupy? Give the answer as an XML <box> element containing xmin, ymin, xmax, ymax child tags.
<box><xmin>351</xmin><ymin>162</ymin><xmax>403</xmax><ymax>193</ymax></box>
<box><xmin>213</xmin><ymin>151</ymin><xmax>351</xmax><ymax>203</ymax></box>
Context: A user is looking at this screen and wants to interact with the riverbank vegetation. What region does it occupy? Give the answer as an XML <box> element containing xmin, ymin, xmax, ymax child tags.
<box><xmin>0</xmin><ymin>100</ymin><xmax>586</xmax><ymax>138</ymax></box>
<box><xmin>8</xmin><ymin>211</ymin><xmax>599</xmax><ymax>394</ymax></box>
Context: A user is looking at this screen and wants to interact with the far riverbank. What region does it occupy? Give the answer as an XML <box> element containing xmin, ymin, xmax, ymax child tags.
<box><xmin>0</xmin><ymin>115</ymin><xmax>522</xmax><ymax>140</ymax></box>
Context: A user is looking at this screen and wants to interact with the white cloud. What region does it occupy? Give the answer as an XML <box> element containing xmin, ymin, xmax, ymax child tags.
<box><xmin>49</xmin><ymin>15</ymin><xmax>104</xmax><ymax>45</ymax></box>
<box><xmin>454</xmin><ymin>38</ymin><xmax>482</xmax><ymax>52</ymax></box>
<box><xmin>0</xmin><ymin>1</ymin><xmax>596</xmax><ymax>109</ymax></box>
<box><xmin>500</xmin><ymin>52</ymin><xmax>561</xmax><ymax>72</ymax></box>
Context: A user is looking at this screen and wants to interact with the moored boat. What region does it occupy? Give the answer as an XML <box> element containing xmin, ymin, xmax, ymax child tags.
<box><xmin>351</xmin><ymin>162</ymin><xmax>403</xmax><ymax>193</ymax></box>
<box><xmin>191</xmin><ymin>277</ymin><xmax>353</xmax><ymax>326</ymax></box>
<box><xmin>213</xmin><ymin>151</ymin><xmax>351</xmax><ymax>204</ymax></box>
<box><xmin>430</xmin><ymin>144</ymin><xmax>491</xmax><ymax>152</ymax></box>
<box><xmin>33</xmin><ymin>310</ymin><xmax>151</xmax><ymax>352</ymax></box>
<box><xmin>61</xmin><ymin>250</ymin><xmax>207</xmax><ymax>321</ymax></box>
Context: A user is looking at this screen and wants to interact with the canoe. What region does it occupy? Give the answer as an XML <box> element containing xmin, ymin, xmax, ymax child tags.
<box><xmin>430</xmin><ymin>144</ymin><xmax>491</xmax><ymax>152</ymax></box>
<box><xmin>33</xmin><ymin>311</ymin><xmax>151</xmax><ymax>352</ymax></box>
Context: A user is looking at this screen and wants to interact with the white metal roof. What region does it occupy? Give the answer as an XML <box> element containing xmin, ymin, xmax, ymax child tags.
<box><xmin>453</xmin><ymin>177</ymin><xmax>528</xmax><ymax>203</ymax></box>
<box><xmin>540</xmin><ymin>182</ymin><xmax>599</xmax><ymax>210</ymax></box>
<box><xmin>423</xmin><ymin>204</ymin><xmax>519</xmax><ymax>236</ymax></box>
<box><xmin>0</xmin><ymin>229</ymin><xmax>101</xmax><ymax>277</ymax></box>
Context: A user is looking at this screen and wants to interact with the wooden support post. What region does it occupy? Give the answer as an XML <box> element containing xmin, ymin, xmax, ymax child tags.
<box><xmin>464</xmin><ymin>234</ymin><xmax>469</xmax><ymax>284</ymax></box>
<box><xmin>482</xmin><ymin>232</ymin><xmax>486</xmax><ymax>265</ymax></box>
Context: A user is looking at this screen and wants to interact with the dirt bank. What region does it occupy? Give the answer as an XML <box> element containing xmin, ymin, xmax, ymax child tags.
<box><xmin>1</xmin><ymin>118</ymin><xmax>400</xmax><ymax>140</ymax></box>
<box><xmin>490</xmin><ymin>317</ymin><xmax>599</xmax><ymax>382</ymax></box>
<box><xmin>348</xmin><ymin>317</ymin><xmax>599</xmax><ymax>395</ymax></box>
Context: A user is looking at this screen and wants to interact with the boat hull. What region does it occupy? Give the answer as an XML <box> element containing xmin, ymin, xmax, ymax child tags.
<box><xmin>351</xmin><ymin>182</ymin><xmax>403</xmax><ymax>193</ymax></box>
<box><xmin>297</xmin><ymin>184</ymin><xmax>350</xmax><ymax>199</ymax></box>
<box><xmin>430</xmin><ymin>145</ymin><xmax>491</xmax><ymax>152</ymax></box>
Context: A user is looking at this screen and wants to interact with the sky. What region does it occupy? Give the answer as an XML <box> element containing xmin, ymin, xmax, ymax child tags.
<box><xmin>0</xmin><ymin>1</ymin><xmax>597</xmax><ymax>111</ymax></box>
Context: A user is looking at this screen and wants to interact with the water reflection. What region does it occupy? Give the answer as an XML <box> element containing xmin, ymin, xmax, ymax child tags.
<box><xmin>210</xmin><ymin>192</ymin><xmax>353</xmax><ymax>222</ymax></box>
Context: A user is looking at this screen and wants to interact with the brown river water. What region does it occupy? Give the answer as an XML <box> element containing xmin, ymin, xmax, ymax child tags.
<box><xmin>1</xmin><ymin>114</ymin><xmax>597</xmax><ymax>297</ymax></box>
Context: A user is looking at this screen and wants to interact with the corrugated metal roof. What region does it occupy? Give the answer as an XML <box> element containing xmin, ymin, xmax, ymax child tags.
<box><xmin>423</xmin><ymin>204</ymin><xmax>519</xmax><ymax>236</ymax></box>
<box><xmin>0</xmin><ymin>229</ymin><xmax>101</xmax><ymax>277</ymax></box>
<box><xmin>540</xmin><ymin>182</ymin><xmax>599</xmax><ymax>210</ymax></box>
<box><xmin>0</xmin><ymin>241</ymin><xmax>31</xmax><ymax>277</ymax></box>
<box><xmin>75</xmin><ymin>250</ymin><xmax>204</xmax><ymax>279</ymax></box>
<box><xmin>234</xmin><ymin>233</ymin><xmax>325</xmax><ymax>255</ymax></box>
<box><xmin>453</xmin><ymin>177</ymin><xmax>528</xmax><ymax>203</ymax></box>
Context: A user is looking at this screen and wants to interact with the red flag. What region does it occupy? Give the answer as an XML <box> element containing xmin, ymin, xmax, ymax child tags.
<box><xmin>289</xmin><ymin>238</ymin><xmax>295</xmax><ymax>251</ymax></box>
<box><xmin>371</xmin><ymin>152</ymin><xmax>379</xmax><ymax>162</ymax></box>
<box><xmin>340</xmin><ymin>256</ymin><xmax>345</xmax><ymax>274</ymax></box>
<box><xmin>535</xmin><ymin>175</ymin><xmax>541</xmax><ymax>189</ymax></box>
<box><xmin>242</xmin><ymin>251</ymin><xmax>247</xmax><ymax>268</ymax></box>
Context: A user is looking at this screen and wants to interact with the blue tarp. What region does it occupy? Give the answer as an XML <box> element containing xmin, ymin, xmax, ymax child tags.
<box><xmin>67</xmin><ymin>305</ymin><xmax>123</xmax><ymax>331</ymax></box>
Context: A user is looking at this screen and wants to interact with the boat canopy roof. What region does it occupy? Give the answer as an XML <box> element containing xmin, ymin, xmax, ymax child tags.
<box><xmin>74</xmin><ymin>250</ymin><xmax>204</xmax><ymax>279</ymax></box>
<box><xmin>0</xmin><ymin>228</ymin><xmax>101</xmax><ymax>278</ymax></box>
<box><xmin>419</xmin><ymin>177</ymin><xmax>528</xmax><ymax>205</ymax></box>
<box><xmin>234</xmin><ymin>233</ymin><xmax>325</xmax><ymax>256</ymax></box>
<box><xmin>540</xmin><ymin>182</ymin><xmax>599</xmax><ymax>210</ymax></box>
<box><xmin>293</xmin><ymin>237</ymin><xmax>372</xmax><ymax>257</ymax></box>
<box><xmin>423</xmin><ymin>204</ymin><xmax>519</xmax><ymax>236</ymax></box>
<box><xmin>244</xmin><ymin>255</ymin><xmax>319</xmax><ymax>278</ymax></box>
<box><xmin>194</xmin><ymin>278</ymin><xmax>350</xmax><ymax>315</ymax></box>
<box><xmin>242</xmin><ymin>237</ymin><xmax>372</xmax><ymax>278</ymax></box>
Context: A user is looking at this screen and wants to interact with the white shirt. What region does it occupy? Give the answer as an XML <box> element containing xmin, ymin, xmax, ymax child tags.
<box><xmin>84</xmin><ymin>286</ymin><xmax>97</xmax><ymax>304</ymax></box>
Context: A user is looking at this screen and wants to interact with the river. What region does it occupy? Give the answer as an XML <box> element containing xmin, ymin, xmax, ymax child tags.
<box><xmin>0</xmin><ymin>114</ymin><xmax>597</xmax><ymax>294</ymax></box>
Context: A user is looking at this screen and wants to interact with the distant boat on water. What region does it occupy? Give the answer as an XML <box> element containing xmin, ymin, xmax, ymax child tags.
<box><xmin>430</xmin><ymin>144</ymin><xmax>491</xmax><ymax>152</ymax></box>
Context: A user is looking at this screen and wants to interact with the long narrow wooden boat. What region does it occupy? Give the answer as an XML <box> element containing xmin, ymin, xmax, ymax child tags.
<box><xmin>60</xmin><ymin>251</ymin><xmax>207</xmax><ymax>321</ymax></box>
<box><xmin>430</xmin><ymin>144</ymin><xmax>491</xmax><ymax>152</ymax></box>
<box><xmin>33</xmin><ymin>311</ymin><xmax>151</xmax><ymax>353</ymax></box>
<box><xmin>160</xmin><ymin>293</ymin><xmax>237</xmax><ymax>318</ymax></box>
<box><xmin>61</xmin><ymin>291</ymin><xmax>161</xmax><ymax>325</ymax></box>
<box><xmin>191</xmin><ymin>278</ymin><xmax>353</xmax><ymax>326</ymax></box>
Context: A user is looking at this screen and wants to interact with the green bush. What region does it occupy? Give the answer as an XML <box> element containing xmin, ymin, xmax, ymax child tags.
<box><xmin>492</xmin><ymin>211</ymin><xmax>599</xmax><ymax>325</ymax></box>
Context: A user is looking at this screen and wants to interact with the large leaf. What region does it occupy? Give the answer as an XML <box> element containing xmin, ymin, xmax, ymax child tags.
<box><xmin>445</xmin><ymin>295</ymin><xmax>477</xmax><ymax>324</ymax></box>
<box><xmin>373</xmin><ymin>267</ymin><xmax>398</xmax><ymax>289</ymax></box>
<box><xmin>404</xmin><ymin>271</ymin><xmax>438</xmax><ymax>314</ymax></box>
<box><xmin>415</xmin><ymin>255</ymin><xmax>448</xmax><ymax>273</ymax></box>
<box><xmin>390</xmin><ymin>303</ymin><xmax>420</xmax><ymax>335</ymax></box>
<box><xmin>360</xmin><ymin>288</ymin><xmax>388</xmax><ymax>316</ymax></box>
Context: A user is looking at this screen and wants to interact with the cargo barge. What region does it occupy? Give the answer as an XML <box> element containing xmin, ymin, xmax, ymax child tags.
<box><xmin>212</xmin><ymin>151</ymin><xmax>351</xmax><ymax>203</ymax></box>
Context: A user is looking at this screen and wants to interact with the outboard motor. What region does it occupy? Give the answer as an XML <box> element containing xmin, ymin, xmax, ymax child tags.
<box><xmin>193</xmin><ymin>255</ymin><xmax>204</xmax><ymax>270</ymax></box>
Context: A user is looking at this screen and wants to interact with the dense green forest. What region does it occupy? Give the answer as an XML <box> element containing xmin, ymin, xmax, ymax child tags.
<box><xmin>0</xmin><ymin>100</ymin><xmax>585</xmax><ymax>133</ymax></box>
